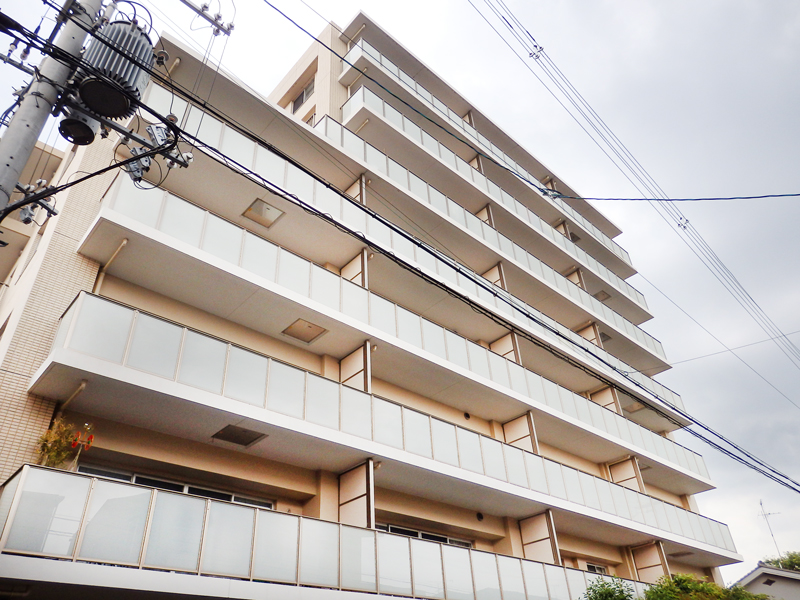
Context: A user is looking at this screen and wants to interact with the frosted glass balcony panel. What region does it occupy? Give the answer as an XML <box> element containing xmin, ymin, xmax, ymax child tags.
<box><xmin>341</xmin><ymin>526</ymin><xmax>377</xmax><ymax>592</ymax></box>
<box><xmin>146</xmin><ymin>84</ymin><xmax>188</xmax><ymax>124</ymax></box>
<box><xmin>392</xmin><ymin>231</ymin><xmax>417</xmax><ymax>263</ymax></box>
<box><xmin>610</xmin><ymin>485</ymin><xmax>631</xmax><ymax>520</ymax></box>
<box><xmin>310</xmin><ymin>264</ymin><xmax>341</xmax><ymax>311</ymax></box>
<box><xmin>422</xmin><ymin>319</ymin><xmax>448</xmax><ymax>360</ymax></box>
<box><xmin>341</xmin><ymin>387</ymin><xmax>372</xmax><ymax>439</ymax></box>
<box><xmin>254</xmin><ymin>145</ymin><xmax>286</xmax><ymax>186</ymax></box>
<box><xmin>220</xmin><ymin>127</ymin><xmax>254</xmax><ymax>168</ymax></box>
<box><xmin>286</xmin><ymin>163</ymin><xmax>315</xmax><ymax>202</ymax></box>
<box><xmin>370</xmin><ymin>294</ymin><xmax>397</xmax><ymax>336</ymax></box>
<box><xmin>126</xmin><ymin>314</ymin><xmax>183</xmax><ymax>379</ymax></box>
<box><xmin>566</xmin><ymin>569</ymin><xmax>588</xmax><ymax>600</ymax></box>
<box><xmin>160</xmin><ymin>194</ymin><xmax>205</xmax><ymax>247</ymax></box>
<box><xmin>299</xmin><ymin>518</ymin><xmax>339</xmax><ymax>587</ymax></box>
<box><xmin>277</xmin><ymin>249</ymin><xmax>310</xmax><ymax>297</ymax></box>
<box><xmin>267</xmin><ymin>361</ymin><xmax>306</xmax><ymax>419</ymax></box>
<box><xmin>241</xmin><ymin>232</ymin><xmax>278</xmax><ymax>282</ymax></box>
<box><xmin>521</xmin><ymin>561</ymin><xmax>549</xmax><ymax>600</ymax></box>
<box><xmin>487</xmin><ymin>352</ymin><xmax>510</xmax><ymax>389</ymax></box>
<box><xmin>68</xmin><ymin>295</ymin><xmax>133</xmax><ymax>363</ymax></box>
<box><xmin>442</xmin><ymin>545</ymin><xmax>475</xmax><ymax>600</ymax></box>
<box><xmin>481</xmin><ymin>437</ymin><xmax>507</xmax><ymax>481</ymax></box>
<box><xmin>508</xmin><ymin>362</ymin><xmax>529</xmax><ymax>396</ymax></box>
<box><xmin>178</xmin><ymin>330</ymin><xmax>227</xmax><ymax>394</ymax></box>
<box><xmin>343</xmin><ymin>127</ymin><xmax>365</xmax><ymax>158</ymax></box>
<box><xmin>429</xmin><ymin>187</ymin><xmax>448</xmax><ymax>213</ymax></box>
<box><xmin>0</xmin><ymin>473</ymin><xmax>21</xmax><ymax>538</ymax></box>
<box><xmin>497</xmin><ymin>556</ymin><xmax>526</xmax><ymax>600</ymax></box>
<box><xmin>578</xmin><ymin>472</ymin><xmax>601</xmax><ymax>511</ymax></box>
<box><xmin>144</xmin><ymin>492</ymin><xmax>205</xmax><ymax>571</ymax></box>
<box><xmin>544</xmin><ymin>565</ymin><xmax>571</xmax><ymax>600</ymax></box>
<box><xmin>397</xmin><ymin>306</ymin><xmax>423</xmax><ymax>347</ymax></box>
<box><xmin>53</xmin><ymin>302</ymin><xmax>77</xmax><ymax>351</ymax></box>
<box><xmin>366</xmin><ymin>144</ymin><xmax>387</xmax><ymax>175</ymax></box>
<box><xmin>625</xmin><ymin>488</ymin><xmax>645</xmax><ymax>524</ymax></box>
<box><xmin>472</xmin><ymin>551</ymin><xmax>502</xmax><ymax>600</ymax></box>
<box><xmin>342</xmin><ymin>278</ymin><xmax>369</xmax><ymax>321</ymax></box>
<box><xmin>78</xmin><ymin>480</ymin><xmax>150</xmax><ymax>564</ymax></box>
<box><xmin>431</xmin><ymin>418</ymin><xmax>460</xmax><ymax>466</ymax></box>
<box><xmin>411</xmin><ymin>539</ymin><xmax>445</xmax><ymax>599</ymax></box>
<box><xmin>378</xmin><ymin>533</ymin><xmax>412</xmax><ymax>595</ymax></box>
<box><xmin>562</xmin><ymin>467</ymin><xmax>584</xmax><ymax>505</ymax></box>
<box><xmin>312</xmin><ymin>183</ymin><xmax>343</xmax><ymax>225</ymax></box>
<box><xmin>403</xmin><ymin>408</ymin><xmax>433</xmax><ymax>458</ymax></box>
<box><xmin>409</xmin><ymin>170</ymin><xmax>428</xmax><ymax>199</ymax></box>
<box><xmin>543</xmin><ymin>460</ymin><xmax>567</xmax><ymax>500</ymax></box>
<box><xmin>113</xmin><ymin>178</ymin><xmax>163</xmax><ymax>227</ymax></box>
<box><xmin>504</xmin><ymin>445</ymin><xmax>528</xmax><ymax>488</ymax></box>
<box><xmin>201</xmin><ymin>213</ymin><xmax>242</xmax><ymax>264</ymax></box>
<box><xmin>305</xmin><ymin>374</ymin><xmax>340</xmax><ymax>430</ymax></box>
<box><xmin>525</xmin><ymin>453</ymin><xmax>549</xmax><ymax>494</ymax></box>
<box><xmin>457</xmin><ymin>428</ymin><xmax>484</xmax><ymax>474</ymax></box>
<box><xmin>224</xmin><ymin>346</ymin><xmax>268</xmax><ymax>407</ymax></box>
<box><xmin>184</xmin><ymin>107</ymin><xmax>223</xmax><ymax>148</ymax></box>
<box><xmin>374</xmin><ymin>398</ymin><xmax>404</xmax><ymax>449</ymax></box>
<box><xmin>388</xmin><ymin>158</ymin><xmax>409</xmax><ymax>188</ymax></box>
<box><xmin>200</xmin><ymin>502</ymin><xmax>254</xmax><ymax>577</ymax></box>
<box><xmin>252</xmin><ymin>510</ymin><xmax>299</xmax><ymax>582</ymax></box>
<box><xmin>467</xmin><ymin>343</ymin><xmax>491</xmax><ymax>379</ymax></box>
<box><xmin>5</xmin><ymin>469</ymin><xmax>90</xmax><ymax>556</ymax></box>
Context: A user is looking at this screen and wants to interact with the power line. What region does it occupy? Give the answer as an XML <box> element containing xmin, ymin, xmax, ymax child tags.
<box><xmin>10</xmin><ymin>6</ymin><xmax>800</xmax><ymax>495</ymax></box>
<box><xmin>565</xmin><ymin>193</ymin><xmax>800</xmax><ymax>202</ymax></box>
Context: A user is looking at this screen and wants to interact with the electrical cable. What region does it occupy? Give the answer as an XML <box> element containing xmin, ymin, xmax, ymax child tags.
<box><xmin>9</xmin><ymin>6</ymin><xmax>799</xmax><ymax>495</ymax></box>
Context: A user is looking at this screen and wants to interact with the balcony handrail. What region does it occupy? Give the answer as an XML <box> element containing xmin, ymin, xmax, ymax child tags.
<box><xmin>49</xmin><ymin>292</ymin><xmax>734</xmax><ymax>553</ymax></box>
<box><xmin>342</xmin><ymin>86</ymin><xmax>648</xmax><ymax>313</ymax></box>
<box><xmin>90</xmin><ymin>182</ymin><xmax>700</xmax><ymax>481</ymax></box>
<box><xmin>341</xmin><ymin>39</ymin><xmax>633</xmax><ymax>268</ymax></box>
<box><xmin>316</xmin><ymin>112</ymin><xmax>664</xmax><ymax>363</ymax></box>
<box><xmin>96</xmin><ymin>180</ymin><xmax>698</xmax><ymax>475</ymax></box>
<box><xmin>141</xmin><ymin>84</ymin><xmax>682</xmax><ymax>414</ymax></box>
<box><xmin>0</xmin><ymin>464</ymin><xmax>720</xmax><ymax>599</ymax></box>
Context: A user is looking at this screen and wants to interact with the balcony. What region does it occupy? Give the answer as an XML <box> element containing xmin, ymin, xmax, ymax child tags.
<box><xmin>140</xmin><ymin>85</ymin><xmax>679</xmax><ymax>411</ymax></box>
<box><xmin>341</xmin><ymin>86</ymin><xmax>650</xmax><ymax>326</ymax></box>
<box><xmin>1</xmin><ymin>465</ymin><xmax>663</xmax><ymax>600</ymax></box>
<box><xmin>29</xmin><ymin>293</ymin><xmax>738</xmax><ymax>564</ymax></box>
<box><xmin>313</xmin><ymin>115</ymin><xmax>668</xmax><ymax>375</ymax></box>
<box><xmin>338</xmin><ymin>40</ymin><xmax>633</xmax><ymax>275</ymax></box>
<box><xmin>78</xmin><ymin>182</ymin><xmax>704</xmax><ymax>486</ymax></box>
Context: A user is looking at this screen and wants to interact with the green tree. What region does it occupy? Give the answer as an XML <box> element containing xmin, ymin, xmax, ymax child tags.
<box><xmin>643</xmin><ymin>574</ymin><xmax>769</xmax><ymax>600</ymax></box>
<box><xmin>583</xmin><ymin>577</ymin><xmax>635</xmax><ymax>600</ymax></box>
<box><xmin>764</xmin><ymin>550</ymin><xmax>800</xmax><ymax>571</ymax></box>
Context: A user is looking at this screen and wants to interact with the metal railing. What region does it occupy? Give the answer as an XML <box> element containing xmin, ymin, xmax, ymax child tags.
<box><xmin>142</xmin><ymin>84</ymin><xmax>680</xmax><ymax>411</ymax></box>
<box><xmin>341</xmin><ymin>39</ymin><xmax>633</xmax><ymax>268</ymax></box>
<box><xmin>0</xmin><ymin>465</ymin><xmax>656</xmax><ymax>598</ymax></box>
<box><xmin>48</xmin><ymin>293</ymin><xmax>734</xmax><ymax>553</ymax></box>
<box><xmin>99</xmin><ymin>179</ymin><xmax>698</xmax><ymax>478</ymax></box>
<box><xmin>342</xmin><ymin>86</ymin><xmax>648</xmax><ymax>312</ymax></box>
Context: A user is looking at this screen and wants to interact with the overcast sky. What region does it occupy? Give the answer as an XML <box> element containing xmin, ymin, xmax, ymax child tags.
<box><xmin>5</xmin><ymin>0</ymin><xmax>799</xmax><ymax>585</ymax></box>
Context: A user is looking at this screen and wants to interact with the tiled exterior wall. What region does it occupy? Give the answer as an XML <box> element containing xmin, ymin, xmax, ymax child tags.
<box><xmin>0</xmin><ymin>140</ymin><xmax>116</xmax><ymax>479</ymax></box>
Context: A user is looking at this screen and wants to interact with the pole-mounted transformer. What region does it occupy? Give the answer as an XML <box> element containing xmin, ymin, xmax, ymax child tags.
<box><xmin>77</xmin><ymin>20</ymin><xmax>154</xmax><ymax>119</ymax></box>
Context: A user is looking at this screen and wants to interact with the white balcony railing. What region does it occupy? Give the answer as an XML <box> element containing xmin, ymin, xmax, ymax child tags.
<box><xmin>0</xmin><ymin>465</ymin><xmax>661</xmax><ymax>599</ymax></box>
<box><xmin>343</xmin><ymin>86</ymin><xmax>648</xmax><ymax>313</ymax></box>
<box><xmin>46</xmin><ymin>293</ymin><xmax>734</xmax><ymax>554</ymax></box>
<box><xmin>100</xmin><ymin>179</ymin><xmax>701</xmax><ymax>480</ymax></box>
<box><xmin>341</xmin><ymin>39</ymin><xmax>633</xmax><ymax>268</ymax></box>
<box><xmin>143</xmin><ymin>85</ymin><xmax>679</xmax><ymax>408</ymax></box>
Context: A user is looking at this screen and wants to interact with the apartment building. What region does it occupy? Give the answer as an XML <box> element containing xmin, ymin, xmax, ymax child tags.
<box><xmin>0</xmin><ymin>11</ymin><xmax>740</xmax><ymax>599</ymax></box>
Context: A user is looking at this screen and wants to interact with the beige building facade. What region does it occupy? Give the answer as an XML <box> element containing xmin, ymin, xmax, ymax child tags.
<box><xmin>0</xmin><ymin>11</ymin><xmax>739</xmax><ymax>599</ymax></box>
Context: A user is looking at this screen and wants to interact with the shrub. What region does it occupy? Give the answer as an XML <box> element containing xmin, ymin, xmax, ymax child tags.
<box><xmin>583</xmin><ymin>577</ymin><xmax>635</xmax><ymax>600</ymax></box>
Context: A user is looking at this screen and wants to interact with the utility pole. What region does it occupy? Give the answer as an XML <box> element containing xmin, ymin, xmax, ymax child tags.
<box><xmin>759</xmin><ymin>499</ymin><xmax>783</xmax><ymax>567</ymax></box>
<box><xmin>0</xmin><ymin>0</ymin><xmax>105</xmax><ymax>210</ymax></box>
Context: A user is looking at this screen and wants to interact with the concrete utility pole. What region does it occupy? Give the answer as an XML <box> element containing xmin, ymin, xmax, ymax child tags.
<box><xmin>0</xmin><ymin>0</ymin><xmax>104</xmax><ymax>210</ymax></box>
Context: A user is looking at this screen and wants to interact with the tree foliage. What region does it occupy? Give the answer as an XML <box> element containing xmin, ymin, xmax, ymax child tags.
<box><xmin>36</xmin><ymin>416</ymin><xmax>77</xmax><ymax>468</ymax></box>
<box><xmin>764</xmin><ymin>550</ymin><xmax>800</xmax><ymax>571</ymax></box>
<box><xmin>583</xmin><ymin>577</ymin><xmax>635</xmax><ymax>600</ymax></box>
<box><xmin>643</xmin><ymin>574</ymin><xmax>769</xmax><ymax>600</ymax></box>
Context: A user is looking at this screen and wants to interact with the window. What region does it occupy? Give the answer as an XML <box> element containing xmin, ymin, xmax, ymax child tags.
<box><xmin>292</xmin><ymin>78</ymin><xmax>315</xmax><ymax>114</ymax></box>
<box><xmin>377</xmin><ymin>523</ymin><xmax>472</xmax><ymax>548</ymax></box>
<box><xmin>586</xmin><ymin>563</ymin><xmax>608</xmax><ymax>575</ymax></box>
<box><xmin>78</xmin><ymin>464</ymin><xmax>273</xmax><ymax>509</ymax></box>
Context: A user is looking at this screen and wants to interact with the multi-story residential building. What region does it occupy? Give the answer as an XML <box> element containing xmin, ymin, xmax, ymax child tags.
<box><xmin>0</xmin><ymin>11</ymin><xmax>740</xmax><ymax>599</ymax></box>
